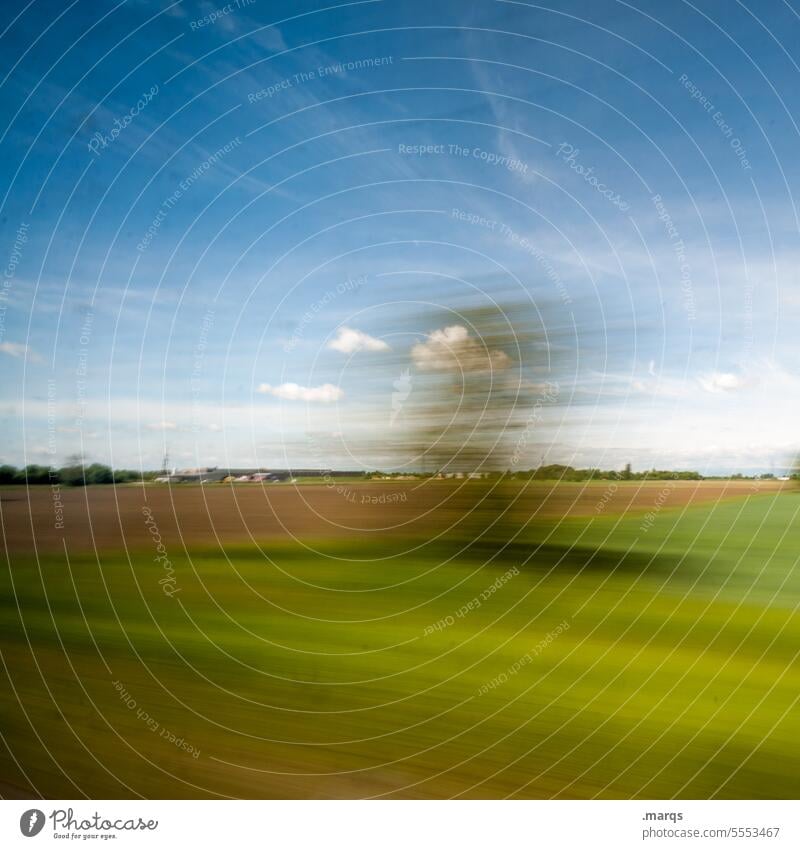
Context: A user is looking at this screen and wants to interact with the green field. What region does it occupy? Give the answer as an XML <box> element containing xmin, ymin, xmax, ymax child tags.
<box><xmin>2</xmin><ymin>486</ymin><xmax>799</xmax><ymax>798</ymax></box>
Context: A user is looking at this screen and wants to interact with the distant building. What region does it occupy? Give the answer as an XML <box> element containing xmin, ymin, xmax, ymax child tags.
<box><xmin>152</xmin><ymin>468</ymin><xmax>367</xmax><ymax>484</ymax></box>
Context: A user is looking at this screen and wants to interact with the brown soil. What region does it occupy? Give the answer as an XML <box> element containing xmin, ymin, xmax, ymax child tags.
<box><xmin>0</xmin><ymin>479</ymin><xmax>785</xmax><ymax>556</ymax></box>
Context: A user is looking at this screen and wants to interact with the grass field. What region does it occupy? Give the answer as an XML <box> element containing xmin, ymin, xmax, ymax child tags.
<box><xmin>2</xmin><ymin>482</ymin><xmax>799</xmax><ymax>798</ymax></box>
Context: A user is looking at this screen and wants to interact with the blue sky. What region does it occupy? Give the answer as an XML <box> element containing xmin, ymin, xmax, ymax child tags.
<box><xmin>1</xmin><ymin>0</ymin><xmax>799</xmax><ymax>474</ymax></box>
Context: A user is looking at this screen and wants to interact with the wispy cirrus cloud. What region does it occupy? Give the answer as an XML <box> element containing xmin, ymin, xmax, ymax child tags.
<box><xmin>0</xmin><ymin>341</ymin><xmax>40</xmax><ymax>361</ymax></box>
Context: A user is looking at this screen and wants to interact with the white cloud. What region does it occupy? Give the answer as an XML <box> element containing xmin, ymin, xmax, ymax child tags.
<box><xmin>146</xmin><ymin>421</ymin><xmax>178</xmax><ymax>431</ymax></box>
<box><xmin>411</xmin><ymin>325</ymin><xmax>511</xmax><ymax>372</ymax></box>
<box><xmin>328</xmin><ymin>327</ymin><xmax>389</xmax><ymax>354</ymax></box>
<box><xmin>698</xmin><ymin>372</ymin><xmax>745</xmax><ymax>394</ymax></box>
<box><xmin>0</xmin><ymin>341</ymin><xmax>39</xmax><ymax>361</ymax></box>
<box><xmin>257</xmin><ymin>382</ymin><xmax>344</xmax><ymax>402</ymax></box>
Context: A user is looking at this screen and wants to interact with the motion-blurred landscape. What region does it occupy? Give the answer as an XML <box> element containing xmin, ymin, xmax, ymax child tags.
<box><xmin>3</xmin><ymin>0</ymin><xmax>800</xmax><ymax>806</ymax></box>
<box><xmin>3</xmin><ymin>475</ymin><xmax>799</xmax><ymax>798</ymax></box>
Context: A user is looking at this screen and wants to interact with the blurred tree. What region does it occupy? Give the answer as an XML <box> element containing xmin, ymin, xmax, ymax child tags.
<box><xmin>0</xmin><ymin>465</ymin><xmax>17</xmax><ymax>484</ymax></box>
<box><xmin>58</xmin><ymin>455</ymin><xmax>86</xmax><ymax>487</ymax></box>
<box><xmin>394</xmin><ymin>301</ymin><xmax>563</xmax><ymax>554</ymax></box>
<box><xmin>20</xmin><ymin>464</ymin><xmax>52</xmax><ymax>484</ymax></box>
<box><xmin>0</xmin><ymin>463</ymin><xmax>146</xmax><ymax>484</ymax></box>
<box><xmin>84</xmin><ymin>463</ymin><xmax>114</xmax><ymax>484</ymax></box>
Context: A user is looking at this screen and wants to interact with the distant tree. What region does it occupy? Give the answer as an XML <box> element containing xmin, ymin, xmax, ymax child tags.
<box><xmin>0</xmin><ymin>465</ymin><xmax>17</xmax><ymax>484</ymax></box>
<box><xmin>58</xmin><ymin>454</ymin><xmax>86</xmax><ymax>486</ymax></box>
<box><xmin>20</xmin><ymin>464</ymin><xmax>52</xmax><ymax>484</ymax></box>
<box><xmin>112</xmin><ymin>468</ymin><xmax>143</xmax><ymax>483</ymax></box>
<box><xmin>0</xmin><ymin>462</ymin><xmax>150</xmax><ymax>485</ymax></box>
<box><xmin>84</xmin><ymin>463</ymin><xmax>114</xmax><ymax>484</ymax></box>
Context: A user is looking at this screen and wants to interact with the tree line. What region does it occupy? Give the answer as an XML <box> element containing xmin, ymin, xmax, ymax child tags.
<box><xmin>0</xmin><ymin>463</ymin><xmax>148</xmax><ymax>486</ymax></box>
<box><xmin>1</xmin><ymin>461</ymin><xmax>792</xmax><ymax>486</ymax></box>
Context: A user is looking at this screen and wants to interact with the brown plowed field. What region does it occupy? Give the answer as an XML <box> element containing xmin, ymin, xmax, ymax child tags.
<box><xmin>0</xmin><ymin>479</ymin><xmax>784</xmax><ymax>555</ymax></box>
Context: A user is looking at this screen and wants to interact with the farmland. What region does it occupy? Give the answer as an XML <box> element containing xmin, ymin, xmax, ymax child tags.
<box><xmin>1</xmin><ymin>480</ymin><xmax>799</xmax><ymax>798</ymax></box>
